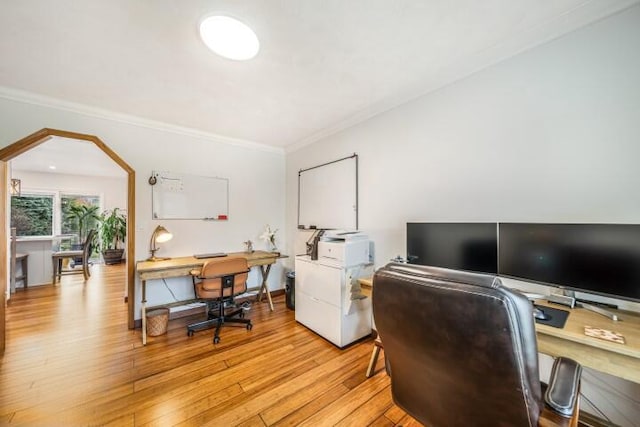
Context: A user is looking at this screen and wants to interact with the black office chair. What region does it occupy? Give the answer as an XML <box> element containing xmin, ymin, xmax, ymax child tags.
<box><xmin>52</xmin><ymin>229</ymin><xmax>96</xmax><ymax>283</ymax></box>
<box><xmin>373</xmin><ymin>263</ymin><xmax>582</xmax><ymax>427</ymax></box>
<box><xmin>187</xmin><ymin>257</ymin><xmax>253</xmax><ymax>344</ymax></box>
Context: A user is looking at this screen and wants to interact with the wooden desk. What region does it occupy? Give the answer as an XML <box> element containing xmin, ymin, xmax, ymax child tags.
<box><xmin>535</xmin><ymin>301</ymin><xmax>640</xmax><ymax>384</ymax></box>
<box><xmin>358</xmin><ymin>278</ymin><xmax>640</xmax><ymax>384</ymax></box>
<box><xmin>136</xmin><ymin>251</ymin><xmax>282</xmax><ymax>345</ymax></box>
<box><xmin>359</xmin><ymin>277</ymin><xmax>373</xmax><ymax>298</ymax></box>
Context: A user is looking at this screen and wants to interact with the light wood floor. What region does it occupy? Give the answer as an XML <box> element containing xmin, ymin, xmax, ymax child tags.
<box><xmin>1</xmin><ymin>264</ymin><xmax>420</xmax><ymax>426</ymax></box>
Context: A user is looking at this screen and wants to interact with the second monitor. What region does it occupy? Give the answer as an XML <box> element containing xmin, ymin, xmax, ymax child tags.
<box><xmin>406</xmin><ymin>222</ymin><xmax>498</xmax><ymax>274</ymax></box>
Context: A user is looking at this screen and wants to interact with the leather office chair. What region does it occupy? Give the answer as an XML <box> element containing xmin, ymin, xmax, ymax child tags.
<box><xmin>52</xmin><ymin>229</ymin><xmax>96</xmax><ymax>283</ymax></box>
<box><xmin>373</xmin><ymin>263</ymin><xmax>582</xmax><ymax>427</ymax></box>
<box><xmin>187</xmin><ymin>257</ymin><xmax>253</xmax><ymax>344</ymax></box>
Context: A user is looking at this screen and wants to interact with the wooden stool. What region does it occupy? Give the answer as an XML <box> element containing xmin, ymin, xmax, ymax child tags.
<box><xmin>366</xmin><ymin>337</ymin><xmax>384</xmax><ymax>378</ymax></box>
<box><xmin>14</xmin><ymin>253</ymin><xmax>28</xmax><ymax>289</ymax></box>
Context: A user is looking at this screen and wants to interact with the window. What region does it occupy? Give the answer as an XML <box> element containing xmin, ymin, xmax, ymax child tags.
<box><xmin>10</xmin><ymin>192</ymin><xmax>102</xmax><ymax>245</ymax></box>
<box><xmin>10</xmin><ymin>193</ymin><xmax>54</xmax><ymax>236</ymax></box>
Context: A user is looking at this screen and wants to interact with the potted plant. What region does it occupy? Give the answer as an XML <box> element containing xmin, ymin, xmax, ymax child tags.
<box><xmin>98</xmin><ymin>207</ymin><xmax>127</xmax><ymax>265</ymax></box>
<box><xmin>66</xmin><ymin>203</ymin><xmax>100</xmax><ymax>261</ymax></box>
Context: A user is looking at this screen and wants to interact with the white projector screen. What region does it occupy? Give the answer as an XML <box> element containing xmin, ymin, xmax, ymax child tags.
<box><xmin>298</xmin><ymin>154</ymin><xmax>358</xmax><ymax>230</ymax></box>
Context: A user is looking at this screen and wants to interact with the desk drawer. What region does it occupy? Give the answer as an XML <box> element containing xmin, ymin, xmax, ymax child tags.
<box><xmin>295</xmin><ymin>259</ymin><xmax>342</xmax><ymax>306</ymax></box>
<box><xmin>295</xmin><ymin>292</ymin><xmax>341</xmax><ymax>345</ymax></box>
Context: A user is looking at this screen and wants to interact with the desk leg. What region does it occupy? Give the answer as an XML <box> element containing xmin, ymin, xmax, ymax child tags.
<box><xmin>256</xmin><ymin>264</ymin><xmax>274</xmax><ymax>312</ymax></box>
<box><xmin>141</xmin><ymin>279</ymin><xmax>147</xmax><ymax>346</ymax></box>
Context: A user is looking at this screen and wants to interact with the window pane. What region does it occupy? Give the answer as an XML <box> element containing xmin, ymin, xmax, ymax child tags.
<box><xmin>11</xmin><ymin>195</ymin><xmax>54</xmax><ymax>236</ymax></box>
<box><xmin>61</xmin><ymin>194</ymin><xmax>100</xmax><ymax>243</ymax></box>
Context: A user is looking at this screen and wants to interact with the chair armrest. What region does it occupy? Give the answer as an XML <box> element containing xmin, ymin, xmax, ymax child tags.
<box><xmin>544</xmin><ymin>357</ymin><xmax>582</xmax><ymax>417</ymax></box>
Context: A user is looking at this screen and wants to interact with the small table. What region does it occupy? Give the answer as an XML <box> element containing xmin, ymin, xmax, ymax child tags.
<box><xmin>136</xmin><ymin>251</ymin><xmax>284</xmax><ymax>345</ymax></box>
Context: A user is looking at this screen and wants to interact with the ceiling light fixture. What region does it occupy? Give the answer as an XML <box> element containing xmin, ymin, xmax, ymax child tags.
<box><xmin>199</xmin><ymin>15</ymin><xmax>259</xmax><ymax>61</ymax></box>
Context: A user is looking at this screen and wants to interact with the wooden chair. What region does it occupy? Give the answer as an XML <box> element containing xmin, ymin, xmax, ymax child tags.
<box><xmin>52</xmin><ymin>229</ymin><xmax>96</xmax><ymax>284</ymax></box>
<box><xmin>187</xmin><ymin>257</ymin><xmax>253</xmax><ymax>344</ymax></box>
<box><xmin>366</xmin><ymin>336</ymin><xmax>384</xmax><ymax>378</ymax></box>
<box><xmin>373</xmin><ymin>263</ymin><xmax>581</xmax><ymax>427</ymax></box>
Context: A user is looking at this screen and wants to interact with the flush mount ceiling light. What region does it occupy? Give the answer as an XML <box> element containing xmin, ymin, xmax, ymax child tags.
<box><xmin>199</xmin><ymin>15</ymin><xmax>260</xmax><ymax>61</ymax></box>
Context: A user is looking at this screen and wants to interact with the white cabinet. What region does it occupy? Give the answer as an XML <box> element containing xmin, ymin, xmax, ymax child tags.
<box><xmin>295</xmin><ymin>255</ymin><xmax>372</xmax><ymax>348</ymax></box>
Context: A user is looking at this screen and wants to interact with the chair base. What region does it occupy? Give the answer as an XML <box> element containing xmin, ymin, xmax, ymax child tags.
<box><xmin>187</xmin><ymin>304</ymin><xmax>252</xmax><ymax>344</ymax></box>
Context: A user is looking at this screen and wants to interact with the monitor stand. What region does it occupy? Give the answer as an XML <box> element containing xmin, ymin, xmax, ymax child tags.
<box><xmin>550</xmin><ymin>290</ymin><xmax>620</xmax><ymax>322</ymax></box>
<box><xmin>577</xmin><ymin>302</ymin><xmax>619</xmax><ymax>322</ymax></box>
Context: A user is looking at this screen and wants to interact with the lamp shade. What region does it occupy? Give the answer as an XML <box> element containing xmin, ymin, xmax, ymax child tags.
<box><xmin>154</xmin><ymin>226</ymin><xmax>173</xmax><ymax>243</ymax></box>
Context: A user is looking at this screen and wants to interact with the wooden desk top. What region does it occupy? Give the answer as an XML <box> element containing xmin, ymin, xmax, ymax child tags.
<box><xmin>535</xmin><ymin>300</ymin><xmax>640</xmax><ymax>383</ymax></box>
<box><xmin>535</xmin><ymin>300</ymin><xmax>640</xmax><ymax>359</ymax></box>
<box><xmin>137</xmin><ymin>251</ymin><xmax>281</xmax><ymax>280</ymax></box>
<box><xmin>359</xmin><ymin>278</ymin><xmax>373</xmax><ymax>297</ymax></box>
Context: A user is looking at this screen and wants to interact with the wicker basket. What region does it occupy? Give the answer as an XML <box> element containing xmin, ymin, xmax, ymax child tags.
<box><xmin>146</xmin><ymin>307</ymin><xmax>170</xmax><ymax>337</ymax></box>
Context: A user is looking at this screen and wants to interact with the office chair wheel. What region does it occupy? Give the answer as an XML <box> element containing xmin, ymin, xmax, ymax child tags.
<box><xmin>213</xmin><ymin>336</ymin><xmax>220</xmax><ymax>344</ymax></box>
<box><xmin>239</xmin><ymin>311</ymin><xmax>245</xmax><ymax>319</ymax></box>
<box><xmin>247</xmin><ymin>323</ymin><xmax>253</xmax><ymax>330</ymax></box>
<box><xmin>187</xmin><ymin>330</ymin><xmax>194</xmax><ymax>337</ymax></box>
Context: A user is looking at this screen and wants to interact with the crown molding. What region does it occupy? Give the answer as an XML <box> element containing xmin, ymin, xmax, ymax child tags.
<box><xmin>0</xmin><ymin>86</ymin><xmax>284</xmax><ymax>155</ymax></box>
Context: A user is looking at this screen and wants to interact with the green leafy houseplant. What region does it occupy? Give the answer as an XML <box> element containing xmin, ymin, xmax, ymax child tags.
<box><xmin>98</xmin><ymin>208</ymin><xmax>127</xmax><ymax>264</ymax></box>
<box><xmin>67</xmin><ymin>203</ymin><xmax>99</xmax><ymax>243</ymax></box>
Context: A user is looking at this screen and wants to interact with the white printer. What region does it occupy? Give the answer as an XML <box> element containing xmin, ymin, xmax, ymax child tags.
<box><xmin>318</xmin><ymin>230</ymin><xmax>370</xmax><ymax>266</ymax></box>
<box><xmin>295</xmin><ymin>230</ymin><xmax>373</xmax><ymax>347</ymax></box>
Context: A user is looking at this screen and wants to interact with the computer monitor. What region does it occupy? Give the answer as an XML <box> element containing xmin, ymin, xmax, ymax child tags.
<box><xmin>406</xmin><ymin>222</ymin><xmax>498</xmax><ymax>273</ymax></box>
<box><xmin>498</xmin><ymin>223</ymin><xmax>640</xmax><ymax>302</ymax></box>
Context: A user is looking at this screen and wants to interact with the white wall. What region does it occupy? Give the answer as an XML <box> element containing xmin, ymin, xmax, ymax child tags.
<box><xmin>0</xmin><ymin>95</ymin><xmax>286</xmax><ymax>316</ymax></box>
<box><xmin>285</xmin><ymin>5</ymin><xmax>640</xmax><ymax>426</ymax></box>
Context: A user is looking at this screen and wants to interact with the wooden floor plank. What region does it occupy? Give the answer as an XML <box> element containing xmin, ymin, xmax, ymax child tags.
<box><xmin>2</xmin><ymin>264</ymin><xmax>416</xmax><ymax>426</ymax></box>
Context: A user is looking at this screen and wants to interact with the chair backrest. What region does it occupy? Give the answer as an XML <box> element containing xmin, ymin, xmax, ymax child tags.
<box><xmin>83</xmin><ymin>229</ymin><xmax>96</xmax><ymax>259</ymax></box>
<box><xmin>373</xmin><ymin>263</ymin><xmax>542</xmax><ymax>427</ymax></box>
<box><xmin>195</xmin><ymin>257</ymin><xmax>249</xmax><ymax>300</ymax></box>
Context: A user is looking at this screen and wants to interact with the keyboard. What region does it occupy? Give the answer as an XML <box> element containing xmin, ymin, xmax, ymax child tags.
<box><xmin>194</xmin><ymin>253</ymin><xmax>228</xmax><ymax>259</ymax></box>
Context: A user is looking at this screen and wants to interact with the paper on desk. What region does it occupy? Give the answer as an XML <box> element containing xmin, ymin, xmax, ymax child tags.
<box><xmin>584</xmin><ymin>325</ymin><xmax>626</xmax><ymax>344</ymax></box>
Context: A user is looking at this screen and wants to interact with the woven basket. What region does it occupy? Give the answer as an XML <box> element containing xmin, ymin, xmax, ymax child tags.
<box><xmin>146</xmin><ymin>308</ymin><xmax>170</xmax><ymax>337</ymax></box>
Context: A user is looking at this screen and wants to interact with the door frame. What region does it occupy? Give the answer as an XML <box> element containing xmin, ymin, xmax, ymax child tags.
<box><xmin>0</xmin><ymin>128</ymin><xmax>136</xmax><ymax>353</ymax></box>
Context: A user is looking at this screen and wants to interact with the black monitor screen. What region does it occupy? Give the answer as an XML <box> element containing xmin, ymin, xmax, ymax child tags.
<box><xmin>499</xmin><ymin>223</ymin><xmax>640</xmax><ymax>302</ymax></box>
<box><xmin>406</xmin><ymin>223</ymin><xmax>498</xmax><ymax>273</ymax></box>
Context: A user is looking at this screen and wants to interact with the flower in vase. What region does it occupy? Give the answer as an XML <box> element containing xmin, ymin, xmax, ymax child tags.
<box><xmin>259</xmin><ymin>224</ymin><xmax>278</xmax><ymax>250</ymax></box>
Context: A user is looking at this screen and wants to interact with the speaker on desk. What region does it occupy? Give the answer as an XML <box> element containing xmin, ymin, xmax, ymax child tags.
<box><xmin>285</xmin><ymin>271</ymin><xmax>295</xmax><ymax>310</ymax></box>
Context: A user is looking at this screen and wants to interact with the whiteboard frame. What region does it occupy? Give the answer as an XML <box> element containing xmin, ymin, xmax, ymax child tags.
<box><xmin>297</xmin><ymin>154</ymin><xmax>358</xmax><ymax>230</ymax></box>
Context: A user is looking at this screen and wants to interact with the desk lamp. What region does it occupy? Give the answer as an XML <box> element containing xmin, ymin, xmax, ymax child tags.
<box><xmin>148</xmin><ymin>225</ymin><xmax>173</xmax><ymax>261</ymax></box>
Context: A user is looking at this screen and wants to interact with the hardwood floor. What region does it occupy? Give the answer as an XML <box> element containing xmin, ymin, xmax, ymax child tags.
<box><xmin>1</xmin><ymin>264</ymin><xmax>420</xmax><ymax>426</ymax></box>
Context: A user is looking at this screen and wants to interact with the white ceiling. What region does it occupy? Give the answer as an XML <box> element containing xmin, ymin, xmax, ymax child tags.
<box><xmin>11</xmin><ymin>136</ymin><xmax>126</xmax><ymax>178</ymax></box>
<box><xmin>1</xmin><ymin>0</ymin><xmax>638</xmax><ymax>153</ymax></box>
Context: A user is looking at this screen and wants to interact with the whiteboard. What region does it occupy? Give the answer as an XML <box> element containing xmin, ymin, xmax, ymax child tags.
<box><xmin>151</xmin><ymin>171</ymin><xmax>228</xmax><ymax>220</ymax></box>
<box><xmin>298</xmin><ymin>155</ymin><xmax>358</xmax><ymax>230</ymax></box>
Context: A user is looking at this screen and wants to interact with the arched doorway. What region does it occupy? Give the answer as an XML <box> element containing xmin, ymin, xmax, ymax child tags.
<box><xmin>0</xmin><ymin>128</ymin><xmax>136</xmax><ymax>353</ymax></box>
